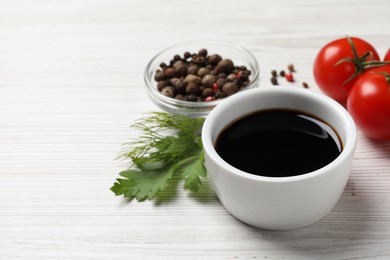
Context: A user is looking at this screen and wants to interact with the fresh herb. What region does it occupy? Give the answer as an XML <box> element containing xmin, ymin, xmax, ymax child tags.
<box><xmin>111</xmin><ymin>112</ymin><xmax>207</xmax><ymax>201</ymax></box>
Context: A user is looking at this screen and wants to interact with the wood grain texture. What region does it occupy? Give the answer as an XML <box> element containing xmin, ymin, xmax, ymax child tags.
<box><xmin>0</xmin><ymin>0</ymin><xmax>390</xmax><ymax>259</ymax></box>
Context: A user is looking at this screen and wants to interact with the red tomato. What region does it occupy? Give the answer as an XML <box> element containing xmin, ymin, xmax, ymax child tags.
<box><xmin>347</xmin><ymin>66</ymin><xmax>390</xmax><ymax>140</ymax></box>
<box><xmin>384</xmin><ymin>49</ymin><xmax>390</xmax><ymax>61</ymax></box>
<box><xmin>313</xmin><ymin>37</ymin><xmax>380</xmax><ymax>103</ymax></box>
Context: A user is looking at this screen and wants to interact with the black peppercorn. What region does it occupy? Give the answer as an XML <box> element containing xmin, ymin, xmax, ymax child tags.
<box><xmin>202</xmin><ymin>88</ymin><xmax>214</xmax><ymax>98</ymax></box>
<box><xmin>201</xmin><ymin>74</ymin><xmax>217</xmax><ymax>87</ymax></box>
<box><xmin>160</xmin><ymin>62</ymin><xmax>167</xmax><ymax>69</ymax></box>
<box><xmin>222</xmin><ymin>82</ymin><xmax>238</xmax><ymax>97</ymax></box>
<box><xmin>215</xmin><ymin>89</ymin><xmax>224</xmax><ymax>99</ymax></box>
<box><xmin>186</xmin><ymin>94</ymin><xmax>197</xmax><ymax>102</ymax></box>
<box><xmin>198</xmin><ymin>48</ymin><xmax>208</xmax><ymax>57</ymax></box>
<box><xmin>207</xmin><ymin>54</ymin><xmax>222</xmax><ymax>66</ymax></box>
<box><xmin>170</xmin><ymin>77</ymin><xmax>184</xmax><ymax>93</ymax></box>
<box><xmin>302</xmin><ymin>82</ymin><xmax>309</xmax><ymax>88</ymax></box>
<box><xmin>186</xmin><ymin>82</ymin><xmax>199</xmax><ymax>95</ymax></box>
<box><xmin>187</xmin><ymin>64</ymin><xmax>199</xmax><ymax>75</ymax></box>
<box><xmin>154</xmin><ymin>70</ymin><xmax>165</xmax><ymax>81</ymax></box>
<box><xmin>271</xmin><ymin>70</ymin><xmax>277</xmax><ymax>77</ymax></box>
<box><xmin>217</xmin><ymin>59</ymin><xmax>234</xmax><ymax>73</ymax></box>
<box><xmin>280</xmin><ymin>70</ymin><xmax>285</xmax><ymax>77</ymax></box>
<box><xmin>217</xmin><ymin>72</ymin><xmax>226</xmax><ymax>78</ymax></box>
<box><xmin>175</xmin><ymin>94</ymin><xmax>185</xmax><ymax>100</ymax></box>
<box><xmin>197</xmin><ymin>67</ymin><xmax>210</xmax><ymax>78</ymax></box>
<box><xmin>174</xmin><ymin>64</ymin><xmax>187</xmax><ymax>76</ymax></box>
<box><xmin>271</xmin><ymin>77</ymin><xmax>278</xmax><ymax>85</ymax></box>
<box><xmin>157</xmin><ymin>80</ymin><xmax>167</xmax><ymax>91</ymax></box>
<box><xmin>184</xmin><ymin>74</ymin><xmax>202</xmax><ymax>85</ymax></box>
<box><xmin>216</xmin><ymin>78</ymin><xmax>226</xmax><ymax>87</ymax></box>
<box><xmin>184</xmin><ymin>51</ymin><xmax>191</xmax><ymax>59</ymax></box>
<box><xmin>173</xmin><ymin>54</ymin><xmax>181</xmax><ymax>61</ymax></box>
<box><xmin>226</xmin><ymin>73</ymin><xmax>236</xmax><ymax>82</ymax></box>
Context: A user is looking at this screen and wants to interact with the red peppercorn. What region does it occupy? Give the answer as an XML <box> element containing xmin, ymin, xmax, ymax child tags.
<box><xmin>285</xmin><ymin>72</ymin><xmax>294</xmax><ymax>82</ymax></box>
<box><xmin>204</xmin><ymin>96</ymin><xmax>215</xmax><ymax>102</ymax></box>
<box><xmin>236</xmin><ymin>71</ymin><xmax>242</xmax><ymax>80</ymax></box>
<box><xmin>212</xmin><ymin>83</ymin><xmax>219</xmax><ymax>91</ymax></box>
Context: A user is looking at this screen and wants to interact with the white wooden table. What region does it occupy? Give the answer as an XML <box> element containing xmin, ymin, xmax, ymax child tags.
<box><xmin>1</xmin><ymin>0</ymin><xmax>390</xmax><ymax>259</ymax></box>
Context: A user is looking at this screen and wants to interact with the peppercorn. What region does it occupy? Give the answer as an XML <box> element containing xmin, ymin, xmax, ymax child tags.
<box><xmin>175</xmin><ymin>94</ymin><xmax>185</xmax><ymax>100</ymax></box>
<box><xmin>226</xmin><ymin>73</ymin><xmax>236</xmax><ymax>82</ymax></box>
<box><xmin>198</xmin><ymin>48</ymin><xmax>208</xmax><ymax>57</ymax></box>
<box><xmin>302</xmin><ymin>82</ymin><xmax>309</xmax><ymax>88</ymax></box>
<box><xmin>287</xmin><ymin>64</ymin><xmax>295</xmax><ymax>72</ymax></box>
<box><xmin>193</xmin><ymin>56</ymin><xmax>206</xmax><ymax>66</ymax></box>
<box><xmin>217</xmin><ymin>72</ymin><xmax>226</xmax><ymax>78</ymax></box>
<box><xmin>271</xmin><ymin>70</ymin><xmax>277</xmax><ymax>77</ymax></box>
<box><xmin>174</xmin><ymin>64</ymin><xmax>187</xmax><ymax>76</ymax></box>
<box><xmin>161</xmin><ymin>86</ymin><xmax>175</xmax><ymax>97</ymax></box>
<box><xmin>170</xmin><ymin>77</ymin><xmax>184</xmax><ymax>89</ymax></box>
<box><xmin>157</xmin><ymin>80</ymin><xmax>167</xmax><ymax>91</ymax></box>
<box><xmin>197</xmin><ymin>67</ymin><xmax>210</xmax><ymax>78</ymax></box>
<box><xmin>184</xmin><ymin>51</ymin><xmax>191</xmax><ymax>59</ymax></box>
<box><xmin>202</xmin><ymin>88</ymin><xmax>214</xmax><ymax>98</ymax></box>
<box><xmin>186</xmin><ymin>82</ymin><xmax>199</xmax><ymax>95</ymax></box>
<box><xmin>216</xmin><ymin>77</ymin><xmax>226</xmax><ymax>87</ymax></box>
<box><xmin>186</xmin><ymin>94</ymin><xmax>197</xmax><ymax>102</ymax></box>
<box><xmin>207</xmin><ymin>54</ymin><xmax>222</xmax><ymax>66</ymax></box>
<box><xmin>217</xmin><ymin>59</ymin><xmax>234</xmax><ymax>73</ymax></box>
<box><xmin>187</xmin><ymin>64</ymin><xmax>199</xmax><ymax>75</ymax></box>
<box><xmin>184</xmin><ymin>74</ymin><xmax>201</xmax><ymax>85</ymax></box>
<box><xmin>271</xmin><ymin>77</ymin><xmax>278</xmax><ymax>85</ymax></box>
<box><xmin>204</xmin><ymin>96</ymin><xmax>215</xmax><ymax>102</ymax></box>
<box><xmin>154</xmin><ymin>71</ymin><xmax>165</xmax><ymax>81</ymax></box>
<box><xmin>164</xmin><ymin>67</ymin><xmax>176</xmax><ymax>78</ymax></box>
<box><xmin>280</xmin><ymin>70</ymin><xmax>285</xmax><ymax>77</ymax></box>
<box><xmin>160</xmin><ymin>62</ymin><xmax>167</xmax><ymax>69</ymax></box>
<box><xmin>201</xmin><ymin>74</ymin><xmax>217</xmax><ymax>87</ymax></box>
<box><xmin>173</xmin><ymin>54</ymin><xmax>181</xmax><ymax>61</ymax></box>
<box><xmin>222</xmin><ymin>82</ymin><xmax>238</xmax><ymax>97</ymax></box>
<box><xmin>285</xmin><ymin>72</ymin><xmax>294</xmax><ymax>82</ymax></box>
<box><xmin>215</xmin><ymin>90</ymin><xmax>224</xmax><ymax>99</ymax></box>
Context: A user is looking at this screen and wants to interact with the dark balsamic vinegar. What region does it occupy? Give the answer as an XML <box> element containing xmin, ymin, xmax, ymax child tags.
<box><xmin>215</xmin><ymin>109</ymin><xmax>342</xmax><ymax>177</ymax></box>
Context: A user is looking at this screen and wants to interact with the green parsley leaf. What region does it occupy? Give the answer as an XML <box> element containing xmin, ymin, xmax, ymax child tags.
<box><xmin>111</xmin><ymin>165</ymin><xmax>176</xmax><ymax>201</ymax></box>
<box><xmin>181</xmin><ymin>151</ymin><xmax>207</xmax><ymax>192</ymax></box>
<box><xmin>111</xmin><ymin>112</ymin><xmax>207</xmax><ymax>201</ymax></box>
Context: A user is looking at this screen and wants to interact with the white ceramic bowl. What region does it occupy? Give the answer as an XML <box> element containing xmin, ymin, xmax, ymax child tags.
<box><xmin>202</xmin><ymin>86</ymin><xmax>357</xmax><ymax>230</ymax></box>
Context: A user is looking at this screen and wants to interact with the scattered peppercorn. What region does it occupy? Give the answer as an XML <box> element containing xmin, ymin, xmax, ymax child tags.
<box><xmin>285</xmin><ymin>72</ymin><xmax>294</xmax><ymax>82</ymax></box>
<box><xmin>271</xmin><ymin>70</ymin><xmax>277</xmax><ymax>77</ymax></box>
<box><xmin>287</xmin><ymin>64</ymin><xmax>295</xmax><ymax>72</ymax></box>
<box><xmin>280</xmin><ymin>70</ymin><xmax>285</xmax><ymax>77</ymax></box>
<box><xmin>271</xmin><ymin>77</ymin><xmax>278</xmax><ymax>85</ymax></box>
<box><xmin>153</xmin><ymin>49</ymin><xmax>252</xmax><ymax>102</ymax></box>
<box><xmin>302</xmin><ymin>82</ymin><xmax>309</xmax><ymax>88</ymax></box>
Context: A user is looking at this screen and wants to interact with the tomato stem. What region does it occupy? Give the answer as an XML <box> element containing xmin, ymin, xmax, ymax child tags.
<box><xmin>334</xmin><ymin>36</ymin><xmax>390</xmax><ymax>85</ymax></box>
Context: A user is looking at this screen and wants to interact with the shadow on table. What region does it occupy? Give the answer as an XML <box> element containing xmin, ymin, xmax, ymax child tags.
<box><xmin>367</xmin><ymin>138</ymin><xmax>390</xmax><ymax>158</ymax></box>
<box><xmin>152</xmin><ymin>176</ymin><xmax>217</xmax><ymax>205</ymax></box>
<box><xmin>236</xmin><ymin>180</ymin><xmax>379</xmax><ymax>258</ymax></box>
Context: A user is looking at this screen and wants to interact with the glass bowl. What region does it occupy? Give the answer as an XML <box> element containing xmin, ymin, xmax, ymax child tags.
<box><xmin>144</xmin><ymin>40</ymin><xmax>260</xmax><ymax>117</ymax></box>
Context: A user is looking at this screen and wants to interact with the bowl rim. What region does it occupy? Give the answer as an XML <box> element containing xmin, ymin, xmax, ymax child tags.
<box><xmin>202</xmin><ymin>86</ymin><xmax>357</xmax><ymax>183</ymax></box>
<box><xmin>144</xmin><ymin>40</ymin><xmax>260</xmax><ymax>109</ymax></box>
